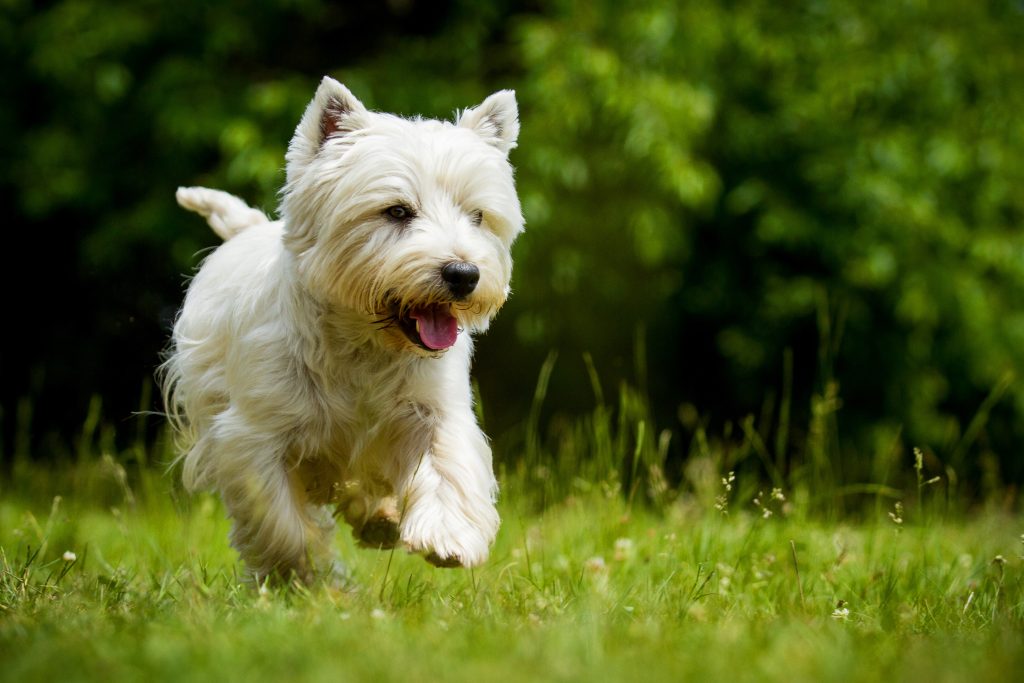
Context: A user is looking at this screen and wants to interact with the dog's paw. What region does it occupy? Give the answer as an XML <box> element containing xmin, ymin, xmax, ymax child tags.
<box><xmin>424</xmin><ymin>551</ymin><xmax>464</xmax><ymax>569</ymax></box>
<box><xmin>404</xmin><ymin>534</ymin><xmax>482</xmax><ymax>569</ymax></box>
<box><xmin>358</xmin><ymin>512</ymin><xmax>401</xmax><ymax>549</ymax></box>
<box><xmin>399</xmin><ymin>499</ymin><xmax>496</xmax><ymax>569</ymax></box>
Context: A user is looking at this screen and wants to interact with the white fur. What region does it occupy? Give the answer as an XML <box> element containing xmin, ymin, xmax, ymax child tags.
<box><xmin>161</xmin><ymin>77</ymin><xmax>523</xmax><ymax>580</ymax></box>
<box><xmin>175</xmin><ymin>186</ymin><xmax>270</xmax><ymax>240</ymax></box>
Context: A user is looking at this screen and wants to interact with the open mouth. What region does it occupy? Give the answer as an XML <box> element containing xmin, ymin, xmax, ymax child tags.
<box><xmin>395</xmin><ymin>304</ymin><xmax>460</xmax><ymax>351</ymax></box>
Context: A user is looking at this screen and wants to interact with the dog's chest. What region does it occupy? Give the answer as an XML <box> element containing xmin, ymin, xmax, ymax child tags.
<box><xmin>306</xmin><ymin>361</ymin><xmax>435</xmax><ymax>466</ymax></box>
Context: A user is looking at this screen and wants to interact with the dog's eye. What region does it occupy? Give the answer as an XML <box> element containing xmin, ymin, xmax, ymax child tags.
<box><xmin>385</xmin><ymin>205</ymin><xmax>413</xmax><ymax>220</ymax></box>
<box><xmin>470</xmin><ymin>210</ymin><xmax>483</xmax><ymax>226</ymax></box>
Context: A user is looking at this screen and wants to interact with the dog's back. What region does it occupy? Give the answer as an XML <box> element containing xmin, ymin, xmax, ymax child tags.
<box><xmin>163</xmin><ymin>189</ymin><xmax>288</xmax><ymax>491</ymax></box>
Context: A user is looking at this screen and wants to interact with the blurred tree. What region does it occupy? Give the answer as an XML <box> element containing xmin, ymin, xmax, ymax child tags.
<box><xmin>3</xmin><ymin>0</ymin><xmax>1024</xmax><ymax>491</ymax></box>
<box><xmin>501</xmin><ymin>0</ymin><xmax>1024</xmax><ymax>488</ymax></box>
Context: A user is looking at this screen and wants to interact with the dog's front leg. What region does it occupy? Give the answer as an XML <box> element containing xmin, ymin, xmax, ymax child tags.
<box><xmin>397</xmin><ymin>411</ymin><xmax>499</xmax><ymax>568</ymax></box>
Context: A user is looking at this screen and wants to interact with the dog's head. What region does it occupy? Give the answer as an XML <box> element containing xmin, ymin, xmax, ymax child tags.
<box><xmin>280</xmin><ymin>77</ymin><xmax>523</xmax><ymax>355</ymax></box>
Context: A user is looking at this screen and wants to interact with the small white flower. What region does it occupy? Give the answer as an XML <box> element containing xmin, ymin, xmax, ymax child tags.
<box><xmin>831</xmin><ymin>600</ymin><xmax>850</xmax><ymax>620</ymax></box>
<box><xmin>371</xmin><ymin>608</ymin><xmax>387</xmax><ymax>620</ymax></box>
<box><xmin>62</xmin><ymin>551</ymin><xmax>77</xmax><ymax>562</ymax></box>
<box><xmin>613</xmin><ymin>538</ymin><xmax>635</xmax><ymax>562</ymax></box>
<box><xmin>584</xmin><ymin>556</ymin><xmax>607</xmax><ymax>574</ymax></box>
<box><xmin>888</xmin><ymin>502</ymin><xmax>904</xmax><ymax>528</ymax></box>
<box><xmin>715</xmin><ymin>472</ymin><xmax>735</xmax><ymax>515</ymax></box>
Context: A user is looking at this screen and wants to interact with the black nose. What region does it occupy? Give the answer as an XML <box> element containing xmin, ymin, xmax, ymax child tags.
<box><xmin>441</xmin><ymin>261</ymin><xmax>480</xmax><ymax>299</ymax></box>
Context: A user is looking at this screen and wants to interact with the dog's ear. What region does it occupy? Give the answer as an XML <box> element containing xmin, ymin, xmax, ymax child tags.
<box><xmin>458</xmin><ymin>90</ymin><xmax>519</xmax><ymax>155</ymax></box>
<box><xmin>290</xmin><ymin>76</ymin><xmax>369</xmax><ymax>161</ymax></box>
<box><xmin>315</xmin><ymin>77</ymin><xmax>368</xmax><ymax>144</ymax></box>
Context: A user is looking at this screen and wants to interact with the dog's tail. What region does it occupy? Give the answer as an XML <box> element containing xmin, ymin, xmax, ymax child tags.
<box><xmin>176</xmin><ymin>186</ymin><xmax>270</xmax><ymax>241</ymax></box>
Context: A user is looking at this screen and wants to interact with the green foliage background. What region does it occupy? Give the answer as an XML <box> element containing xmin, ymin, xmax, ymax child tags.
<box><xmin>3</xmin><ymin>0</ymin><xmax>1024</xmax><ymax>490</ymax></box>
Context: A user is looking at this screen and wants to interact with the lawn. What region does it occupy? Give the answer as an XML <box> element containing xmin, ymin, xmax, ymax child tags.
<box><xmin>1</xmin><ymin>438</ymin><xmax>1021</xmax><ymax>682</ymax></box>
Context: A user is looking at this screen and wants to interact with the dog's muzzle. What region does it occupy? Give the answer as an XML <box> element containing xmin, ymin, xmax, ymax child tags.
<box><xmin>385</xmin><ymin>262</ymin><xmax>480</xmax><ymax>352</ymax></box>
<box><xmin>442</xmin><ymin>261</ymin><xmax>479</xmax><ymax>300</ymax></box>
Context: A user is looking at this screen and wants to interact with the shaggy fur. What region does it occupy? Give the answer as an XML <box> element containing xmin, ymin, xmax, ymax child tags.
<box><xmin>161</xmin><ymin>77</ymin><xmax>523</xmax><ymax>580</ymax></box>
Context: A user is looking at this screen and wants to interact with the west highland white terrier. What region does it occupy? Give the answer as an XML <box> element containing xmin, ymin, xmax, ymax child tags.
<box><xmin>161</xmin><ymin>76</ymin><xmax>523</xmax><ymax>581</ymax></box>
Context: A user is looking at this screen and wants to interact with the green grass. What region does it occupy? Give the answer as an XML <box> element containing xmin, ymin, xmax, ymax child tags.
<box><xmin>1</xmin><ymin>446</ymin><xmax>1022</xmax><ymax>682</ymax></box>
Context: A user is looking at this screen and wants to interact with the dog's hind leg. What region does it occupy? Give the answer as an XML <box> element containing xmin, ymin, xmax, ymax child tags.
<box><xmin>203</xmin><ymin>413</ymin><xmax>331</xmax><ymax>582</ymax></box>
<box><xmin>175</xmin><ymin>186</ymin><xmax>269</xmax><ymax>241</ymax></box>
<box><xmin>221</xmin><ymin>468</ymin><xmax>331</xmax><ymax>583</ymax></box>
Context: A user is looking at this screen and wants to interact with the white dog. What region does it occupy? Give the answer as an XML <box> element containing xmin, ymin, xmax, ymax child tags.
<box><xmin>161</xmin><ymin>77</ymin><xmax>523</xmax><ymax>580</ymax></box>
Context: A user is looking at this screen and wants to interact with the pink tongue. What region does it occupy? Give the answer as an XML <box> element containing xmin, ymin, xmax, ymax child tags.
<box><xmin>410</xmin><ymin>306</ymin><xmax>459</xmax><ymax>350</ymax></box>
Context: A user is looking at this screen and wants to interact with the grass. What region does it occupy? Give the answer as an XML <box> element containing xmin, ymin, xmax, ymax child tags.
<box><xmin>1</xmin><ymin>447</ymin><xmax>1022</xmax><ymax>682</ymax></box>
<box><xmin>1</xmin><ymin>368</ymin><xmax>1022</xmax><ymax>682</ymax></box>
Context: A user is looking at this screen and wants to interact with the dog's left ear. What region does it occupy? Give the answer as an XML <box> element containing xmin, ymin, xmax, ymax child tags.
<box><xmin>458</xmin><ymin>90</ymin><xmax>519</xmax><ymax>155</ymax></box>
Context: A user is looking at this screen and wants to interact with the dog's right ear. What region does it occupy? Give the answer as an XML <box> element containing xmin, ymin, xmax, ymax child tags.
<box><xmin>288</xmin><ymin>76</ymin><xmax>369</xmax><ymax>163</ymax></box>
<box><xmin>313</xmin><ymin>77</ymin><xmax>369</xmax><ymax>144</ymax></box>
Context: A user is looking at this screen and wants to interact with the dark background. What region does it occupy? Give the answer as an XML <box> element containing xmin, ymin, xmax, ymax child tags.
<box><xmin>3</xmin><ymin>0</ymin><xmax>1024</xmax><ymax>494</ymax></box>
